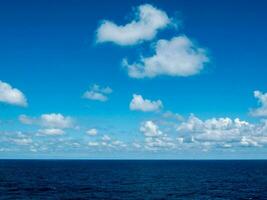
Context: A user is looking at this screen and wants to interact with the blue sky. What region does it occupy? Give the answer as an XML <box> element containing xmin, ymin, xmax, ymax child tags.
<box><xmin>1</xmin><ymin>0</ymin><xmax>267</xmax><ymax>159</ymax></box>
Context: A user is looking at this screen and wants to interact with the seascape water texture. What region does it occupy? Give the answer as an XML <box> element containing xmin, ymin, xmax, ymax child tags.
<box><xmin>1</xmin><ymin>160</ymin><xmax>267</xmax><ymax>199</ymax></box>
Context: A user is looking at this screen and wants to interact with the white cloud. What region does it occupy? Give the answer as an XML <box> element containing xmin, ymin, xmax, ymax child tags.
<box><xmin>87</xmin><ymin>135</ymin><xmax>127</xmax><ymax>149</ymax></box>
<box><xmin>83</xmin><ymin>84</ymin><xmax>112</xmax><ymax>102</ymax></box>
<box><xmin>8</xmin><ymin>113</ymin><xmax>267</xmax><ymax>153</ymax></box>
<box><xmin>96</xmin><ymin>4</ymin><xmax>170</xmax><ymax>45</ymax></box>
<box><xmin>40</xmin><ymin>113</ymin><xmax>73</xmax><ymax>128</ymax></box>
<box><xmin>172</xmin><ymin>115</ymin><xmax>267</xmax><ymax>150</ymax></box>
<box><xmin>102</xmin><ymin>134</ymin><xmax>111</xmax><ymax>141</ymax></box>
<box><xmin>38</xmin><ymin>128</ymin><xmax>65</xmax><ymax>136</ymax></box>
<box><xmin>12</xmin><ymin>138</ymin><xmax>32</xmax><ymax>145</ymax></box>
<box><xmin>140</xmin><ymin>120</ymin><xmax>176</xmax><ymax>150</ymax></box>
<box><xmin>250</xmin><ymin>90</ymin><xmax>267</xmax><ymax>117</ymax></box>
<box><xmin>162</xmin><ymin>111</ymin><xmax>184</xmax><ymax>121</ymax></box>
<box><xmin>0</xmin><ymin>80</ymin><xmax>27</xmax><ymax>107</ymax></box>
<box><xmin>18</xmin><ymin>114</ymin><xmax>33</xmax><ymax>125</ymax></box>
<box><xmin>19</xmin><ymin>113</ymin><xmax>73</xmax><ymax>129</ymax></box>
<box><xmin>123</xmin><ymin>35</ymin><xmax>209</xmax><ymax>78</ymax></box>
<box><xmin>222</xmin><ymin>143</ymin><xmax>232</xmax><ymax>148</ymax></box>
<box><xmin>88</xmin><ymin>141</ymin><xmax>99</xmax><ymax>147</ymax></box>
<box><xmin>140</xmin><ymin>121</ymin><xmax>162</xmax><ymax>137</ymax></box>
<box><xmin>175</xmin><ymin>114</ymin><xmax>267</xmax><ymax>150</ymax></box>
<box><xmin>145</xmin><ymin>136</ymin><xmax>175</xmax><ymax>150</ymax></box>
<box><xmin>177</xmin><ymin>137</ymin><xmax>184</xmax><ymax>144</ymax></box>
<box><xmin>130</xmin><ymin>94</ymin><xmax>162</xmax><ymax>112</ymax></box>
<box><xmin>132</xmin><ymin>142</ymin><xmax>142</xmax><ymax>149</ymax></box>
<box><xmin>86</xmin><ymin>128</ymin><xmax>98</xmax><ymax>136</ymax></box>
<box><xmin>240</xmin><ymin>136</ymin><xmax>260</xmax><ymax>147</ymax></box>
<box><xmin>112</xmin><ymin>140</ymin><xmax>127</xmax><ymax>148</ymax></box>
<box><xmin>177</xmin><ymin>114</ymin><xmax>251</xmax><ymax>143</ymax></box>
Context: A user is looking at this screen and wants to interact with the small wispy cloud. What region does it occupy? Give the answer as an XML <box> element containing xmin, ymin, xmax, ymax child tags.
<box><xmin>37</xmin><ymin>128</ymin><xmax>65</xmax><ymax>136</ymax></box>
<box><xmin>86</xmin><ymin>128</ymin><xmax>98</xmax><ymax>136</ymax></box>
<box><xmin>83</xmin><ymin>84</ymin><xmax>112</xmax><ymax>102</ymax></box>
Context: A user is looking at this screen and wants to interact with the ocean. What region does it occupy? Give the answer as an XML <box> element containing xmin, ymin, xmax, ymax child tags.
<box><xmin>0</xmin><ymin>160</ymin><xmax>266</xmax><ymax>199</ymax></box>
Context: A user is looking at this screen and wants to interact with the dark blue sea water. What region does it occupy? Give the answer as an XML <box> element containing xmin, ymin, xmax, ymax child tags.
<box><xmin>0</xmin><ymin>160</ymin><xmax>267</xmax><ymax>199</ymax></box>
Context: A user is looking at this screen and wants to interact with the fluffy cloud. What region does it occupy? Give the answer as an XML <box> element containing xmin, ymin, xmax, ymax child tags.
<box><xmin>7</xmin><ymin>114</ymin><xmax>267</xmax><ymax>153</ymax></box>
<box><xmin>86</xmin><ymin>128</ymin><xmax>98</xmax><ymax>136</ymax></box>
<box><xmin>0</xmin><ymin>132</ymin><xmax>36</xmax><ymax>151</ymax></box>
<box><xmin>177</xmin><ymin>114</ymin><xmax>251</xmax><ymax>143</ymax></box>
<box><xmin>19</xmin><ymin>113</ymin><xmax>74</xmax><ymax>129</ymax></box>
<box><xmin>140</xmin><ymin>121</ymin><xmax>162</xmax><ymax>137</ymax></box>
<box><xmin>140</xmin><ymin>120</ymin><xmax>176</xmax><ymax>150</ymax></box>
<box><xmin>176</xmin><ymin>114</ymin><xmax>267</xmax><ymax>149</ymax></box>
<box><xmin>40</xmin><ymin>113</ymin><xmax>73</xmax><ymax>128</ymax></box>
<box><xmin>250</xmin><ymin>90</ymin><xmax>267</xmax><ymax>117</ymax></box>
<box><xmin>130</xmin><ymin>94</ymin><xmax>162</xmax><ymax>112</ymax></box>
<box><xmin>144</xmin><ymin>136</ymin><xmax>175</xmax><ymax>150</ymax></box>
<box><xmin>123</xmin><ymin>36</ymin><xmax>209</xmax><ymax>78</ymax></box>
<box><xmin>96</xmin><ymin>4</ymin><xmax>170</xmax><ymax>45</ymax></box>
<box><xmin>240</xmin><ymin>136</ymin><xmax>261</xmax><ymax>147</ymax></box>
<box><xmin>83</xmin><ymin>84</ymin><xmax>112</xmax><ymax>102</ymax></box>
<box><xmin>0</xmin><ymin>80</ymin><xmax>27</xmax><ymax>107</ymax></box>
<box><xmin>243</xmin><ymin>136</ymin><xmax>267</xmax><ymax>147</ymax></box>
<box><xmin>38</xmin><ymin>128</ymin><xmax>65</xmax><ymax>136</ymax></box>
